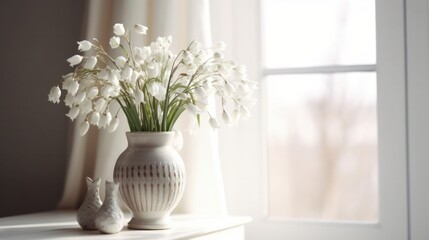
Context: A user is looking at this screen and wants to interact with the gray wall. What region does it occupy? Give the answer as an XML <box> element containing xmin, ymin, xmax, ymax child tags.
<box><xmin>0</xmin><ymin>0</ymin><xmax>85</xmax><ymax>217</ymax></box>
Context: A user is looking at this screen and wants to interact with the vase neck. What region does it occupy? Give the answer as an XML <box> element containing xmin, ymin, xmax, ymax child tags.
<box><xmin>126</xmin><ymin>132</ymin><xmax>175</xmax><ymax>148</ymax></box>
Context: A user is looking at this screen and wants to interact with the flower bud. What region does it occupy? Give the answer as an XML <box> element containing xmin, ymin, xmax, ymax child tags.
<box><xmin>209</xmin><ymin>117</ymin><xmax>220</xmax><ymax>129</ymax></box>
<box><xmin>108</xmin><ymin>117</ymin><xmax>119</xmax><ymax>132</ymax></box>
<box><xmin>86</xmin><ymin>86</ymin><xmax>98</xmax><ymax>99</ymax></box>
<box><xmin>79</xmin><ymin>120</ymin><xmax>90</xmax><ymax>136</ymax></box>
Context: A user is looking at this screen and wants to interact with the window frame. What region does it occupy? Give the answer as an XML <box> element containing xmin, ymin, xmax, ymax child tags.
<box><xmin>257</xmin><ymin>0</ymin><xmax>409</xmax><ymax>239</ymax></box>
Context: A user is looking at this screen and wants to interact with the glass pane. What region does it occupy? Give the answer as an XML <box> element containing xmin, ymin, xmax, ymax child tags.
<box><xmin>266</xmin><ymin>73</ymin><xmax>378</xmax><ymax>221</ymax></box>
<box><xmin>262</xmin><ymin>0</ymin><xmax>376</xmax><ymax>68</ymax></box>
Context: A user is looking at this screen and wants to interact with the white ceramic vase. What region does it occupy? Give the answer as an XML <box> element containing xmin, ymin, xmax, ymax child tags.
<box><xmin>113</xmin><ymin>132</ymin><xmax>186</xmax><ymax>230</ymax></box>
<box><xmin>76</xmin><ymin>177</ymin><xmax>102</xmax><ymax>230</ymax></box>
<box><xmin>95</xmin><ymin>181</ymin><xmax>124</xmax><ymax>234</ymax></box>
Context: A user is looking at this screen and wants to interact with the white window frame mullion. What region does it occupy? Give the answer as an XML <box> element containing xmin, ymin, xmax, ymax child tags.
<box><xmin>264</xmin><ymin>64</ymin><xmax>376</xmax><ymax>75</ymax></box>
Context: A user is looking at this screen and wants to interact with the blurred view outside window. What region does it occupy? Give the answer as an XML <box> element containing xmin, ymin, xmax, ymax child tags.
<box><xmin>262</xmin><ymin>0</ymin><xmax>378</xmax><ymax>221</ymax></box>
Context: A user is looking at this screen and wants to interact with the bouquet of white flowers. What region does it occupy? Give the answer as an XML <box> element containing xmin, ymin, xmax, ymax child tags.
<box><xmin>48</xmin><ymin>23</ymin><xmax>257</xmax><ymax>135</ymax></box>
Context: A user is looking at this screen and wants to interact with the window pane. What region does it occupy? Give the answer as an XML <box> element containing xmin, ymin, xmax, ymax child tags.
<box><xmin>262</xmin><ymin>0</ymin><xmax>376</xmax><ymax>68</ymax></box>
<box><xmin>266</xmin><ymin>73</ymin><xmax>378</xmax><ymax>221</ymax></box>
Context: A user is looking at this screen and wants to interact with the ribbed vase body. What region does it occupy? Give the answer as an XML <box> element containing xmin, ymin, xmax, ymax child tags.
<box><xmin>113</xmin><ymin>132</ymin><xmax>185</xmax><ymax>229</ymax></box>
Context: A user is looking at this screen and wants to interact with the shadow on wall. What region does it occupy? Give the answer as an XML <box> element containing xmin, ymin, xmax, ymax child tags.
<box><xmin>0</xmin><ymin>0</ymin><xmax>85</xmax><ymax>217</ymax></box>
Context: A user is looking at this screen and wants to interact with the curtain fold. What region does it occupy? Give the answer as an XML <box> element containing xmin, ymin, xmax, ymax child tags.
<box><xmin>58</xmin><ymin>0</ymin><xmax>226</xmax><ymax>215</ymax></box>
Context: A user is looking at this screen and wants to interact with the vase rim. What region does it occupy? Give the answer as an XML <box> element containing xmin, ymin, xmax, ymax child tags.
<box><xmin>126</xmin><ymin>131</ymin><xmax>175</xmax><ymax>135</ymax></box>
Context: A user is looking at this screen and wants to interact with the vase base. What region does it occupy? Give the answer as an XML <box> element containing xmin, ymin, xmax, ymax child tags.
<box><xmin>127</xmin><ymin>217</ymin><xmax>171</xmax><ymax>230</ymax></box>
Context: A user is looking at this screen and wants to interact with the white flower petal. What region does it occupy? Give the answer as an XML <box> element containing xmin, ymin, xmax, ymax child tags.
<box><xmin>100</xmin><ymin>85</ymin><xmax>112</xmax><ymax>98</ymax></box>
<box><xmin>94</xmin><ymin>98</ymin><xmax>106</xmax><ymax>112</ymax></box>
<box><xmin>134</xmin><ymin>24</ymin><xmax>148</xmax><ymax>34</ymax></box>
<box><xmin>186</xmin><ymin>104</ymin><xmax>200</xmax><ymax>116</ymax></box>
<box><xmin>135</xmin><ymin>89</ymin><xmax>145</xmax><ymax>104</ymax></box>
<box><xmin>86</xmin><ymin>86</ymin><xmax>98</xmax><ymax>99</ymax></box>
<box><xmin>109</xmin><ymin>36</ymin><xmax>120</xmax><ymax>49</ymax></box>
<box><xmin>222</xmin><ymin>111</ymin><xmax>232</xmax><ymax>125</ymax></box>
<box><xmin>107</xmin><ymin>117</ymin><xmax>119</xmax><ymax>132</ymax></box>
<box><xmin>90</xmin><ymin>111</ymin><xmax>100</xmax><ymax>125</ymax></box>
<box><xmin>79</xmin><ymin>120</ymin><xmax>90</xmax><ymax>136</ymax></box>
<box><xmin>74</xmin><ymin>91</ymin><xmax>86</xmax><ymax>104</ymax></box>
<box><xmin>48</xmin><ymin>86</ymin><xmax>61</xmax><ymax>103</ymax></box>
<box><xmin>68</xmin><ymin>81</ymin><xmax>79</xmax><ymax>96</ymax></box>
<box><xmin>113</xmin><ymin>23</ymin><xmax>125</xmax><ymax>36</ymax></box>
<box><xmin>64</xmin><ymin>93</ymin><xmax>74</xmax><ymax>107</ymax></box>
<box><xmin>66</xmin><ymin>106</ymin><xmax>80</xmax><ymax>121</ymax></box>
<box><xmin>77</xmin><ymin>40</ymin><xmax>92</xmax><ymax>52</ymax></box>
<box><xmin>115</xmin><ymin>56</ymin><xmax>127</xmax><ymax>68</ymax></box>
<box><xmin>79</xmin><ymin>98</ymin><xmax>92</xmax><ymax>114</ymax></box>
<box><xmin>67</xmin><ymin>55</ymin><xmax>83</xmax><ymax>67</ymax></box>
<box><xmin>209</xmin><ymin>117</ymin><xmax>220</xmax><ymax>129</ymax></box>
<box><xmin>84</xmin><ymin>56</ymin><xmax>97</xmax><ymax>69</ymax></box>
<box><xmin>122</xmin><ymin>66</ymin><xmax>133</xmax><ymax>81</ymax></box>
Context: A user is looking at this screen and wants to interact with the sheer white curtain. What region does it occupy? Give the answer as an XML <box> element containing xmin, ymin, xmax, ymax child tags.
<box><xmin>58</xmin><ymin>0</ymin><xmax>227</xmax><ymax>215</ymax></box>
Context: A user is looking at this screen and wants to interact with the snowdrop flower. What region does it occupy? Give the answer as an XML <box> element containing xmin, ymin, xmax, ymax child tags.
<box><xmin>154</xmin><ymin>85</ymin><xmax>166</xmax><ymax>101</ymax></box>
<box><xmin>100</xmin><ymin>85</ymin><xmax>113</xmax><ymax>98</ymax></box>
<box><xmin>109</xmin><ymin>36</ymin><xmax>120</xmax><ymax>49</ymax></box>
<box><xmin>84</xmin><ymin>56</ymin><xmax>97</xmax><ymax>69</ymax></box>
<box><xmin>214</xmin><ymin>52</ymin><xmax>223</xmax><ymax>60</ymax></box>
<box><xmin>182</xmin><ymin>51</ymin><xmax>194</xmax><ymax>65</ymax></box>
<box><xmin>122</xmin><ymin>66</ymin><xmax>133</xmax><ymax>81</ymax></box>
<box><xmin>62</xmin><ymin>76</ymin><xmax>74</xmax><ymax>90</ymax></box>
<box><xmin>66</xmin><ymin>106</ymin><xmax>80</xmax><ymax>121</ymax></box>
<box><xmin>147</xmin><ymin>82</ymin><xmax>159</xmax><ymax>97</ymax></box>
<box><xmin>64</xmin><ymin>93</ymin><xmax>74</xmax><ymax>107</ymax></box>
<box><xmin>195</xmin><ymin>87</ymin><xmax>207</xmax><ymax>99</ymax></box>
<box><xmin>80</xmin><ymin>98</ymin><xmax>92</xmax><ymax>114</ymax></box>
<box><xmin>115</xmin><ymin>56</ymin><xmax>127</xmax><ymax>68</ymax></box>
<box><xmin>90</xmin><ymin>111</ymin><xmax>100</xmax><ymax>125</ymax></box>
<box><xmin>134</xmin><ymin>24</ymin><xmax>148</xmax><ymax>35</ymax></box>
<box><xmin>48</xmin><ymin>86</ymin><xmax>61</xmax><ymax>103</ymax></box>
<box><xmin>94</xmin><ymin>98</ymin><xmax>106</xmax><ymax>112</ymax></box>
<box><xmin>108</xmin><ymin>70</ymin><xmax>120</xmax><ymax>86</ymax></box>
<box><xmin>232</xmin><ymin>110</ymin><xmax>241</xmax><ymax>124</ymax></box>
<box><xmin>135</xmin><ymin>89</ymin><xmax>145</xmax><ymax>104</ymax></box>
<box><xmin>209</xmin><ymin>117</ymin><xmax>220</xmax><ymax>129</ymax></box>
<box><xmin>107</xmin><ymin>117</ymin><xmax>119</xmax><ymax>132</ymax></box>
<box><xmin>68</xmin><ymin>81</ymin><xmax>80</xmax><ymax>96</ymax></box>
<box><xmin>189</xmin><ymin>41</ymin><xmax>201</xmax><ymax>55</ymax></box>
<box><xmin>77</xmin><ymin>40</ymin><xmax>92</xmax><ymax>52</ymax></box>
<box><xmin>130</xmin><ymin>70</ymin><xmax>140</xmax><ymax>84</ymax></box>
<box><xmin>222</xmin><ymin>111</ymin><xmax>232</xmax><ymax>125</ymax></box>
<box><xmin>74</xmin><ymin>91</ymin><xmax>86</xmax><ymax>104</ymax></box>
<box><xmin>113</xmin><ymin>23</ymin><xmax>125</xmax><ymax>36</ymax></box>
<box><xmin>147</xmin><ymin>61</ymin><xmax>159</xmax><ymax>78</ymax></box>
<box><xmin>97</xmin><ymin>69</ymin><xmax>109</xmax><ymax>80</ymax></box>
<box><xmin>99</xmin><ymin>111</ymin><xmax>112</xmax><ymax>128</ymax></box>
<box><xmin>86</xmin><ymin>86</ymin><xmax>98</xmax><ymax>99</ymax></box>
<box><xmin>79</xmin><ymin>120</ymin><xmax>90</xmax><ymax>136</ymax></box>
<box><xmin>186</xmin><ymin>104</ymin><xmax>200</xmax><ymax>116</ymax></box>
<box><xmin>67</xmin><ymin>55</ymin><xmax>83</xmax><ymax>67</ymax></box>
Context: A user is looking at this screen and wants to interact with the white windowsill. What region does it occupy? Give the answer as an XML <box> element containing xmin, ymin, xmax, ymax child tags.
<box><xmin>0</xmin><ymin>211</ymin><xmax>251</xmax><ymax>240</ymax></box>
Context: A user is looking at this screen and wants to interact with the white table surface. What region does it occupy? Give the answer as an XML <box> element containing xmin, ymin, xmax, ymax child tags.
<box><xmin>0</xmin><ymin>211</ymin><xmax>251</xmax><ymax>240</ymax></box>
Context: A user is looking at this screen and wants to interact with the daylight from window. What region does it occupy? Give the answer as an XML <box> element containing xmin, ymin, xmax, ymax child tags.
<box><xmin>263</xmin><ymin>0</ymin><xmax>378</xmax><ymax>221</ymax></box>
